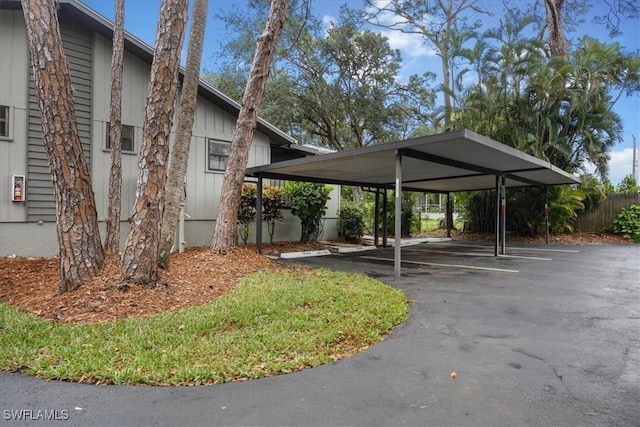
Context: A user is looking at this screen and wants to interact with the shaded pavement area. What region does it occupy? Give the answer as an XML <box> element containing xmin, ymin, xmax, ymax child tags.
<box><xmin>1</xmin><ymin>241</ymin><xmax>639</xmax><ymax>426</ymax></box>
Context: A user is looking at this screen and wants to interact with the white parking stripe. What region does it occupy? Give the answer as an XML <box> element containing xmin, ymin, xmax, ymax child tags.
<box><xmin>428</xmin><ymin>242</ymin><xmax>579</xmax><ymax>253</ymax></box>
<box><xmin>361</xmin><ymin>256</ymin><xmax>520</xmax><ymax>273</ymax></box>
<box><xmin>403</xmin><ymin>247</ymin><xmax>552</xmax><ymax>261</ymax></box>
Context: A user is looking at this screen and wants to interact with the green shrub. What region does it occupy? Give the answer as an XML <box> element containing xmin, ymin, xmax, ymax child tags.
<box><xmin>284</xmin><ymin>182</ymin><xmax>332</xmax><ymax>242</ymax></box>
<box><xmin>262</xmin><ymin>186</ymin><xmax>285</xmax><ymax>244</ymax></box>
<box><xmin>337</xmin><ymin>203</ymin><xmax>365</xmax><ymax>242</ymax></box>
<box><xmin>386</xmin><ymin>192</ymin><xmax>416</xmax><ymax>237</ymax></box>
<box><xmin>238</xmin><ymin>183</ymin><xmax>257</xmax><ymax>244</ymax></box>
<box><xmin>610</xmin><ymin>204</ymin><xmax>640</xmax><ymax>243</ymax></box>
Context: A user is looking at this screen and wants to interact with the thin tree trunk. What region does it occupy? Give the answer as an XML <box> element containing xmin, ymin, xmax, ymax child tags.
<box><xmin>159</xmin><ymin>0</ymin><xmax>209</xmax><ymax>268</ymax></box>
<box><xmin>545</xmin><ymin>0</ymin><xmax>567</xmax><ymax>63</ymax></box>
<box><xmin>21</xmin><ymin>0</ymin><xmax>104</xmax><ymax>292</ymax></box>
<box><xmin>104</xmin><ymin>0</ymin><xmax>125</xmax><ymax>254</ymax></box>
<box><xmin>441</xmin><ymin>43</ymin><xmax>452</xmax><ymax>127</ymax></box>
<box><xmin>121</xmin><ymin>0</ymin><xmax>187</xmax><ymax>286</ymax></box>
<box><xmin>211</xmin><ymin>0</ymin><xmax>289</xmax><ymax>253</ymax></box>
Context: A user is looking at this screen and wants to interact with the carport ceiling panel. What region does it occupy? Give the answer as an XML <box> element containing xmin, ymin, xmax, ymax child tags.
<box><xmin>281</xmin><ymin>151</ymin><xmax>392</xmax><ymax>184</ymax></box>
<box><xmin>406</xmin><ymin>175</ymin><xmax>500</xmax><ymax>192</ymax></box>
<box><xmin>411</xmin><ymin>139</ymin><xmax>536</xmax><ymax>174</ymax></box>
<box><xmin>402</xmin><ymin>157</ymin><xmax>475</xmax><ymax>182</ymax></box>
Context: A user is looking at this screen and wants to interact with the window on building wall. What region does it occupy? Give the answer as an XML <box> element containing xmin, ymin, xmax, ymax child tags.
<box><xmin>0</xmin><ymin>105</ymin><xmax>9</xmax><ymax>138</ymax></box>
<box><xmin>106</xmin><ymin>123</ymin><xmax>135</xmax><ymax>152</ymax></box>
<box><xmin>208</xmin><ymin>139</ymin><xmax>231</xmax><ymax>171</ymax></box>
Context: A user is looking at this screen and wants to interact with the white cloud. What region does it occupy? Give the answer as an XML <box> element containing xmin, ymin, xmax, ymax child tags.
<box><xmin>380</xmin><ymin>29</ymin><xmax>437</xmax><ymax>59</ymax></box>
<box><xmin>322</xmin><ymin>14</ymin><xmax>337</xmax><ymax>30</ymax></box>
<box><xmin>361</xmin><ymin>0</ymin><xmax>438</xmax><ymax>59</ymax></box>
<box><xmin>608</xmin><ymin>147</ymin><xmax>639</xmax><ymax>184</ymax></box>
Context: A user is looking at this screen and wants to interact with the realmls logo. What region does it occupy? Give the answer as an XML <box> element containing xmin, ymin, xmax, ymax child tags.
<box><xmin>3</xmin><ymin>409</ymin><xmax>70</xmax><ymax>421</ymax></box>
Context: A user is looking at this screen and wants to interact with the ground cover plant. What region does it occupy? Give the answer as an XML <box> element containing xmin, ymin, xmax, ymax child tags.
<box><xmin>609</xmin><ymin>204</ymin><xmax>640</xmax><ymax>243</ymax></box>
<box><xmin>0</xmin><ymin>267</ymin><xmax>407</xmax><ymax>386</ymax></box>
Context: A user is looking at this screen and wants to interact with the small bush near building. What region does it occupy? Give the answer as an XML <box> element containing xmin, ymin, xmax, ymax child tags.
<box><xmin>262</xmin><ymin>186</ymin><xmax>286</xmax><ymax>244</ymax></box>
<box><xmin>610</xmin><ymin>204</ymin><xmax>640</xmax><ymax>243</ymax></box>
<box><xmin>284</xmin><ymin>182</ymin><xmax>332</xmax><ymax>242</ymax></box>
<box><xmin>338</xmin><ymin>203</ymin><xmax>365</xmax><ymax>242</ymax></box>
<box><xmin>238</xmin><ymin>183</ymin><xmax>257</xmax><ymax>244</ymax></box>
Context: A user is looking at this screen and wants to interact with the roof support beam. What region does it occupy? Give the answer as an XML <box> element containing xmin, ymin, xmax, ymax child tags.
<box><xmin>400</xmin><ymin>148</ymin><xmax>551</xmax><ymax>187</ymax></box>
<box><xmin>250</xmin><ymin>172</ymin><xmax>382</xmax><ymax>189</ymax></box>
<box><xmin>504</xmin><ymin>172</ymin><xmax>546</xmax><ymax>187</ymax></box>
<box><xmin>400</xmin><ymin>148</ymin><xmax>499</xmax><ymax>175</ymax></box>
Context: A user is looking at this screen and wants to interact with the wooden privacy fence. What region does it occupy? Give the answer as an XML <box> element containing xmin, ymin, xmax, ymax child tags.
<box><xmin>575</xmin><ymin>192</ymin><xmax>640</xmax><ymax>232</ymax></box>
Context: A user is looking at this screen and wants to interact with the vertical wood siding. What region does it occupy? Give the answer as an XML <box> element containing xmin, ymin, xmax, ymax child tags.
<box><xmin>0</xmin><ymin>10</ymin><xmax>29</xmax><ymax>222</ymax></box>
<box><xmin>26</xmin><ymin>18</ymin><xmax>93</xmax><ymax>221</ymax></box>
<box><xmin>91</xmin><ymin>34</ymin><xmax>274</xmax><ymax>223</ymax></box>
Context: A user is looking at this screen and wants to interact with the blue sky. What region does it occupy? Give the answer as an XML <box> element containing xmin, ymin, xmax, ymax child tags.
<box><xmin>81</xmin><ymin>0</ymin><xmax>639</xmax><ymax>184</ymax></box>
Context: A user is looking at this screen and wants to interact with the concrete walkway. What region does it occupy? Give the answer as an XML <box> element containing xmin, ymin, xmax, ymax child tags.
<box><xmin>1</xmin><ymin>242</ymin><xmax>639</xmax><ymax>426</ymax></box>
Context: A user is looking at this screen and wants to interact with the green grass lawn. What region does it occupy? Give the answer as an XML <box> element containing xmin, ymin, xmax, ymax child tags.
<box><xmin>0</xmin><ymin>268</ymin><xmax>407</xmax><ymax>385</ymax></box>
<box><xmin>418</xmin><ymin>219</ymin><xmax>463</xmax><ymax>232</ymax></box>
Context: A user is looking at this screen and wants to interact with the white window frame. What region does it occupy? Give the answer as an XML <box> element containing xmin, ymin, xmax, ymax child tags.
<box><xmin>207</xmin><ymin>139</ymin><xmax>231</xmax><ymax>172</ymax></box>
<box><xmin>0</xmin><ymin>105</ymin><xmax>11</xmax><ymax>140</ymax></box>
<box><xmin>105</xmin><ymin>122</ymin><xmax>135</xmax><ymax>152</ymax></box>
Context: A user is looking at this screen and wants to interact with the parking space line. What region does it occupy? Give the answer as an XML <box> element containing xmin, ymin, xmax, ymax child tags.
<box><xmin>404</xmin><ymin>247</ymin><xmax>552</xmax><ymax>261</ymax></box>
<box><xmin>498</xmin><ymin>254</ymin><xmax>552</xmax><ymax>261</ymax></box>
<box><xmin>404</xmin><ymin>247</ymin><xmax>494</xmax><ymax>257</ymax></box>
<box><xmin>430</xmin><ymin>242</ymin><xmax>579</xmax><ymax>253</ymax></box>
<box><xmin>361</xmin><ymin>256</ymin><xmax>520</xmax><ymax>273</ymax></box>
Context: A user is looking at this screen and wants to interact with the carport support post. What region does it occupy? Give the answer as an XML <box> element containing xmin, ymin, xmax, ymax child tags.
<box><xmin>256</xmin><ymin>176</ymin><xmax>263</xmax><ymax>254</ymax></box>
<box><xmin>374</xmin><ymin>189</ymin><xmax>380</xmax><ymax>247</ymax></box>
<box><xmin>494</xmin><ymin>176</ymin><xmax>500</xmax><ymax>257</ymax></box>
<box><xmin>501</xmin><ymin>176</ymin><xmax>506</xmax><ymax>255</ymax></box>
<box><xmin>446</xmin><ymin>192</ymin><xmax>453</xmax><ymax>238</ymax></box>
<box><xmin>382</xmin><ymin>190</ymin><xmax>388</xmax><ymax>247</ymax></box>
<box><xmin>545</xmin><ymin>187</ymin><xmax>550</xmax><ymax>245</ymax></box>
<box><xmin>395</xmin><ymin>151</ymin><xmax>402</xmax><ymax>279</ymax></box>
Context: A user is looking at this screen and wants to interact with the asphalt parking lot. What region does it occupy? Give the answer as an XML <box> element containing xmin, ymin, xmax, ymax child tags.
<box><xmin>1</xmin><ymin>241</ymin><xmax>639</xmax><ymax>426</ymax></box>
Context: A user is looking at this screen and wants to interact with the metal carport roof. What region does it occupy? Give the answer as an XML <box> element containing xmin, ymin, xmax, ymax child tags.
<box><xmin>246</xmin><ymin>129</ymin><xmax>579</xmax><ymax>278</ymax></box>
<box><xmin>246</xmin><ymin>129</ymin><xmax>578</xmax><ymax>191</ymax></box>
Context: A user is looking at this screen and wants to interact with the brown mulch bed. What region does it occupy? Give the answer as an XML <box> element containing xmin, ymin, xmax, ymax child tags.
<box><xmin>0</xmin><ymin>234</ymin><xmax>631</xmax><ymax>325</ymax></box>
<box><xmin>0</xmin><ymin>243</ymin><xmax>319</xmax><ymax>324</ymax></box>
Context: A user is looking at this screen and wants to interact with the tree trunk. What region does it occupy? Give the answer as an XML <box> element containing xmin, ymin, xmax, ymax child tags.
<box><xmin>211</xmin><ymin>0</ymin><xmax>289</xmax><ymax>253</ymax></box>
<box><xmin>21</xmin><ymin>0</ymin><xmax>104</xmax><ymax>293</ymax></box>
<box><xmin>104</xmin><ymin>0</ymin><xmax>125</xmax><ymax>254</ymax></box>
<box><xmin>159</xmin><ymin>0</ymin><xmax>209</xmax><ymax>269</ymax></box>
<box><xmin>441</xmin><ymin>41</ymin><xmax>452</xmax><ymax>127</ymax></box>
<box><xmin>121</xmin><ymin>0</ymin><xmax>187</xmax><ymax>286</ymax></box>
<box><xmin>545</xmin><ymin>0</ymin><xmax>567</xmax><ymax>63</ymax></box>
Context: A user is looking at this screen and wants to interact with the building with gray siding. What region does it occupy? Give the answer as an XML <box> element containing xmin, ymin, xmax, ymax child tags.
<box><xmin>0</xmin><ymin>0</ymin><xmax>339</xmax><ymax>257</ymax></box>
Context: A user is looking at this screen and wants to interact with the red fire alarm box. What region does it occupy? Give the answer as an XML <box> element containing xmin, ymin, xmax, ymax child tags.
<box><xmin>11</xmin><ymin>175</ymin><xmax>25</xmax><ymax>202</ymax></box>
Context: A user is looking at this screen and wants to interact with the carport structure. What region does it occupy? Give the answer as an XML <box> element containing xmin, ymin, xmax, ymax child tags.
<box><xmin>247</xmin><ymin>129</ymin><xmax>579</xmax><ymax>278</ymax></box>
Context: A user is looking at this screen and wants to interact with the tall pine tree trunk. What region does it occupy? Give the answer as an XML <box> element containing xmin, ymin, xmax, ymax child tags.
<box><xmin>104</xmin><ymin>0</ymin><xmax>125</xmax><ymax>253</ymax></box>
<box><xmin>211</xmin><ymin>0</ymin><xmax>289</xmax><ymax>253</ymax></box>
<box><xmin>21</xmin><ymin>0</ymin><xmax>104</xmax><ymax>292</ymax></box>
<box><xmin>159</xmin><ymin>0</ymin><xmax>209</xmax><ymax>268</ymax></box>
<box><xmin>121</xmin><ymin>0</ymin><xmax>187</xmax><ymax>286</ymax></box>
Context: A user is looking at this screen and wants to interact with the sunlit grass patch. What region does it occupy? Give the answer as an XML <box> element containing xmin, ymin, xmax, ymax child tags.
<box><xmin>0</xmin><ymin>269</ymin><xmax>407</xmax><ymax>385</ymax></box>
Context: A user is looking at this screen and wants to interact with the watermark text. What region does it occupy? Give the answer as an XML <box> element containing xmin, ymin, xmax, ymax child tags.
<box><xmin>3</xmin><ymin>409</ymin><xmax>69</xmax><ymax>421</ymax></box>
